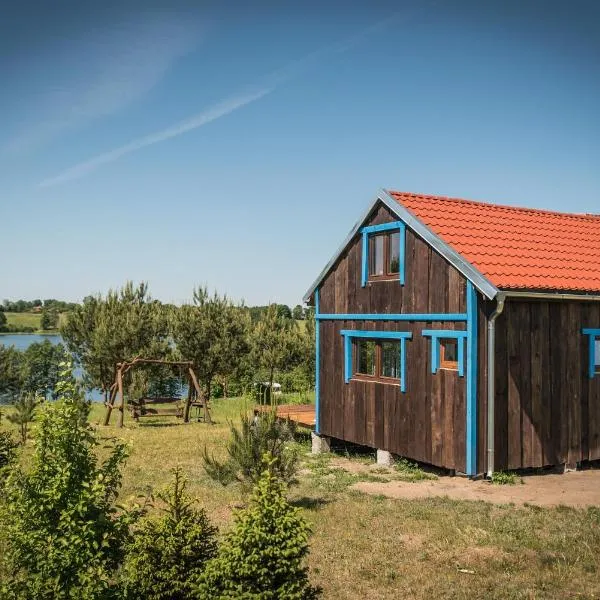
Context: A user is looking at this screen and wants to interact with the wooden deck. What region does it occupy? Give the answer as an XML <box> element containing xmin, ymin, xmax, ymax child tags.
<box><xmin>254</xmin><ymin>404</ymin><xmax>316</xmax><ymax>429</ymax></box>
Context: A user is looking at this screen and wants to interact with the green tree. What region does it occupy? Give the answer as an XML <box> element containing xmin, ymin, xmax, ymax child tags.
<box><xmin>121</xmin><ymin>467</ymin><xmax>217</xmax><ymax>600</ymax></box>
<box><xmin>252</xmin><ymin>303</ymin><xmax>300</xmax><ymax>394</ymax></box>
<box><xmin>0</xmin><ymin>310</ymin><xmax>7</xmax><ymax>331</ymax></box>
<box><xmin>0</xmin><ymin>346</ymin><xmax>24</xmax><ymax>403</ymax></box>
<box><xmin>21</xmin><ymin>340</ymin><xmax>68</xmax><ymax>399</ymax></box>
<box><xmin>40</xmin><ymin>309</ymin><xmax>59</xmax><ymax>330</ymax></box>
<box><xmin>0</xmin><ymin>370</ymin><xmax>136</xmax><ymax>599</ymax></box>
<box><xmin>292</xmin><ymin>304</ymin><xmax>305</xmax><ymax>320</ymax></box>
<box><xmin>197</xmin><ymin>456</ymin><xmax>320</xmax><ymax>599</ymax></box>
<box><xmin>170</xmin><ymin>287</ymin><xmax>250</xmax><ymax>402</ymax></box>
<box><xmin>7</xmin><ymin>392</ymin><xmax>38</xmax><ymax>444</ymax></box>
<box><xmin>61</xmin><ymin>282</ymin><xmax>170</xmax><ymax>402</ymax></box>
<box><xmin>203</xmin><ymin>410</ymin><xmax>298</xmax><ymax>489</ymax></box>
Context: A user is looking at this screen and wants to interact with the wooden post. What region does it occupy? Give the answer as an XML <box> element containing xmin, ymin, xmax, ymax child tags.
<box><xmin>184</xmin><ymin>373</ymin><xmax>193</xmax><ymax>423</ymax></box>
<box><xmin>117</xmin><ymin>365</ymin><xmax>125</xmax><ymax>428</ymax></box>
<box><xmin>102</xmin><ymin>382</ymin><xmax>118</xmax><ymax>426</ymax></box>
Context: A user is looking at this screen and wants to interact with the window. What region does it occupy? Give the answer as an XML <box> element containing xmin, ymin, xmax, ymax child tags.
<box><xmin>354</xmin><ymin>338</ymin><xmax>401</xmax><ymax>383</ymax></box>
<box><xmin>422</xmin><ymin>329</ymin><xmax>467</xmax><ymax>377</ymax></box>
<box><xmin>341</xmin><ymin>330</ymin><xmax>412</xmax><ymax>392</ymax></box>
<box><xmin>582</xmin><ymin>328</ymin><xmax>600</xmax><ymax>378</ymax></box>
<box><xmin>368</xmin><ymin>231</ymin><xmax>400</xmax><ymax>280</ymax></box>
<box><xmin>360</xmin><ymin>222</ymin><xmax>405</xmax><ymax>287</ymax></box>
<box><xmin>440</xmin><ymin>339</ymin><xmax>459</xmax><ymax>370</ymax></box>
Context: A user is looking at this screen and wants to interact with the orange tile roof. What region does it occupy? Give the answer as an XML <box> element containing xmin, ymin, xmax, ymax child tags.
<box><xmin>389</xmin><ymin>191</ymin><xmax>600</xmax><ymax>293</ymax></box>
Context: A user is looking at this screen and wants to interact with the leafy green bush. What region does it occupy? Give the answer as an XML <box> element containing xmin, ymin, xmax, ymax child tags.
<box><xmin>121</xmin><ymin>466</ymin><xmax>218</xmax><ymax>600</ymax></box>
<box><xmin>197</xmin><ymin>455</ymin><xmax>320</xmax><ymax>599</ymax></box>
<box><xmin>203</xmin><ymin>409</ymin><xmax>298</xmax><ymax>489</ymax></box>
<box><xmin>491</xmin><ymin>471</ymin><xmax>522</xmax><ymax>485</ymax></box>
<box><xmin>0</xmin><ymin>378</ymin><xmax>136</xmax><ymax>599</ymax></box>
<box><xmin>0</xmin><ymin>431</ymin><xmax>18</xmax><ymax>470</ymax></box>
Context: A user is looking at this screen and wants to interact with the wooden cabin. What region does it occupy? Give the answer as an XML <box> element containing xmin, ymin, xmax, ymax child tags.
<box><xmin>304</xmin><ymin>190</ymin><xmax>600</xmax><ymax>477</ymax></box>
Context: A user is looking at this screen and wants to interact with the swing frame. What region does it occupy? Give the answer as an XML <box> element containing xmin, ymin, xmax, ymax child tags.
<box><xmin>102</xmin><ymin>358</ymin><xmax>212</xmax><ymax>427</ymax></box>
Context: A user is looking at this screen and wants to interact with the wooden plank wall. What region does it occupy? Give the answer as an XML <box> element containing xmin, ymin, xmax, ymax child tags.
<box><xmin>318</xmin><ymin>203</ymin><xmax>470</xmax><ymax>472</ymax></box>
<box><xmin>492</xmin><ymin>299</ymin><xmax>600</xmax><ymax>470</ymax></box>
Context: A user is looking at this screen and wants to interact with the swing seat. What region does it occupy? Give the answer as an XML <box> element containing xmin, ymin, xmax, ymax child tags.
<box><xmin>130</xmin><ymin>397</ymin><xmax>183</xmax><ymax>420</ymax></box>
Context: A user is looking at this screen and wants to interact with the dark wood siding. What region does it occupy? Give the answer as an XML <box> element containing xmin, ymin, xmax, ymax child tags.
<box><xmin>491</xmin><ymin>299</ymin><xmax>600</xmax><ymax>470</ymax></box>
<box><xmin>317</xmin><ymin>202</ymin><xmax>470</xmax><ymax>472</ymax></box>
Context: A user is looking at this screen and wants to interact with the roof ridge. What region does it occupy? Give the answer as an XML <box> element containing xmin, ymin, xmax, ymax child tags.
<box><xmin>388</xmin><ymin>189</ymin><xmax>600</xmax><ymax>222</ymax></box>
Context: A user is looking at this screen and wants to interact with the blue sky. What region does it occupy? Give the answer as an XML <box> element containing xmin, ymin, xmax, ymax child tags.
<box><xmin>1</xmin><ymin>0</ymin><xmax>599</xmax><ymax>306</ymax></box>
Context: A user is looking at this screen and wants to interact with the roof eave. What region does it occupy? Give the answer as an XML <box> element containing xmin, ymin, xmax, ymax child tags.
<box><xmin>302</xmin><ymin>188</ymin><xmax>499</xmax><ymax>304</ymax></box>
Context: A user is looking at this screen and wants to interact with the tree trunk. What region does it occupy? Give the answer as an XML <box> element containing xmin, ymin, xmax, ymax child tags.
<box><xmin>268</xmin><ymin>367</ymin><xmax>274</xmax><ymax>405</ymax></box>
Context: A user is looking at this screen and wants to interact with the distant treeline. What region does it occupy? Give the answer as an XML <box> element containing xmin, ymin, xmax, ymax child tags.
<box><xmin>1</xmin><ymin>299</ymin><xmax>78</xmax><ymax>313</ymax></box>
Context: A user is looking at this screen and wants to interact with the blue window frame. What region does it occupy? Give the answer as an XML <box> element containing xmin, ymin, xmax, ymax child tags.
<box><xmin>582</xmin><ymin>328</ymin><xmax>600</xmax><ymax>378</ymax></box>
<box><xmin>340</xmin><ymin>330</ymin><xmax>412</xmax><ymax>392</ymax></box>
<box><xmin>422</xmin><ymin>330</ymin><xmax>467</xmax><ymax>377</ymax></box>
<box><xmin>360</xmin><ymin>221</ymin><xmax>406</xmax><ymax>287</ymax></box>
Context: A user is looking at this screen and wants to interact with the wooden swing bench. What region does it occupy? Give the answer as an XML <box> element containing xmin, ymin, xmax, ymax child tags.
<box><xmin>129</xmin><ymin>397</ymin><xmax>184</xmax><ymax>421</ymax></box>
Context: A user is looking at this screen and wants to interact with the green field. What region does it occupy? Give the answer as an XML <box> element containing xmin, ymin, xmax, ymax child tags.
<box><xmin>3</xmin><ymin>311</ymin><xmax>67</xmax><ymax>333</ymax></box>
<box><xmin>1</xmin><ymin>398</ymin><xmax>598</xmax><ymax>599</ymax></box>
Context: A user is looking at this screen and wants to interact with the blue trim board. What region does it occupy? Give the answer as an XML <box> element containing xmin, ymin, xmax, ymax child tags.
<box><xmin>399</xmin><ymin>225</ymin><xmax>406</xmax><ymax>285</ymax></box>
<box><xmin>360</xmin><ymin>222</ymin><xmax>405</xmax><ymax>234</ymax></box>
<box><xmin>317</xmin><ymin>312</ymin><xmax>467</xmax><ymax>321</ymax></box>
<box><xmin>340</xmin><ymin>330</ymin><xmax>412</xmax><ymax>393</ymax></box>
<box><xmin>422</xmin><ymin>330</ymin><xmax>467</xmax><ymax>376</ymax></box>
<box><xmin>315</xmin><ymin>288</ymin><xmax>320</xmax><ymax>433</ymax></box>
<box><xmin>466</xmin><ymin>281</ymin><xmax>478</xmax><ymax>477</ymax></box>
<box><xmin>361</xmin><ymin>232</ymin><xmax>368</xmax><ymax>287</ymax></box>
<box><xmin>359</xmin><ymin>221</ymin><xmax>406</xmax><ymax>288</ymax></box>
<box><xmin>582</xmin><ymin>328</ymin><xmax>600</xmax><ymax>379</ymax></box>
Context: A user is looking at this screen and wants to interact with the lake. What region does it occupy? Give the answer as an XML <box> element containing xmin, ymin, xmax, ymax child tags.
<box><xmin>0</xmin><ymin>333</ymin><xmax>102</xmax><ymax>401</ymax></box>
<box><xmin>0</xmin><ymin>333</ymin><xmax>63</xmax><ymax>351</ymax></box>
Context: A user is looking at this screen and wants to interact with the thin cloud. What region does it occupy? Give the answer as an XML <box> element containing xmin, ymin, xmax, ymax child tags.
<box><xmin>38</xmin><ymin>12</ymin><xmax>404</xmax><ymax>188</ymax></box>
<box><xmin>38</xmin><ymin>88</ymin><xmax>272</xmax><ymax>187</ymax></box>
<box><xmin>6</xmin><ymin>15</ymin><xmax>203</xmax><ymax>154</ymax></box>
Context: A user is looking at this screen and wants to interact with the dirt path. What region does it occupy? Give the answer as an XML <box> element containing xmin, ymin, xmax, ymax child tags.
<box><xmin>352</xmin><ymin>469</ymin><xmax>600</xmax><ymax>508</ymax></box>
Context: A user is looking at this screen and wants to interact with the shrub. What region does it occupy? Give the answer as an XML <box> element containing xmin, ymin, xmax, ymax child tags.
<box><xmin>0</xmin><ymin>383</ymin><xmax>136</xmax><ymax>599</ymax></box>
<box><xmin>491</xmin><ymin>471</ymin><xmax>522</xmax><ymax>485</ymax></box>
<box><xmin>7</xmin><ymin>392</ymin><xmax>39</xmax><ymax>444</ymax></box>
<box><xmin>203</xmin><ymin>409</ymin><xmax>298</xmax><ymax>489</ymax></box>
<box><xmin>197</xmin><ymin>455</ymin><xmax>320</xmax><ymax>599</ymax></box>
<box><xmin>0</xmin><ymin>431</ymin><xmax>18</xmax><ymax>470</ymax></box>
<box><xmin>121</xmin><ymin>466</ymin><xmax>218</xmax><ymax>600</ymax></box>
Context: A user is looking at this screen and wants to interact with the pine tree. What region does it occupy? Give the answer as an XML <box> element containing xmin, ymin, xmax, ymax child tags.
<box><xmin>121</xmin><ymin>467</ymin><xmax>218</xmax><ymax>600</ymax></box>
<box><xmin>203</xmin><ymin>410</ymin><xmax>298</xmax><ymax>489</ymax></box>
<box><xmin>197</xmin><ymin>455</ymin><xmax>321</xmax><ymax>599</ymax></box>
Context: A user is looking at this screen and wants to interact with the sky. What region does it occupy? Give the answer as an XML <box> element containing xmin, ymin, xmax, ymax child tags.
<box><xmin>1</xmin><ymin>0</ymin><xmax>599</xmax><ymax>307</ymax></box>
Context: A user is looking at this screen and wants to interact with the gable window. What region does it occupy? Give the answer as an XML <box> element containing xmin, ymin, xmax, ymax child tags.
<box><xmin>341</xmin><ymin>330</ymin><xmax>412</xmax><ymax>392</ymax></box>
<box><xmin>368</xmin><ymin>231</ymin><xmax>400</xmax><ymax>279</ymax></box>
<box><xmin>360</xmin><ymin>221</ymin><xmax>406</xmax><ymax>287</ymax></box>
<box><xmin>582</xmin><ymin>329</ymin><xmax>600</xmax><ymax>378</ymax></box>
<box><xmin>422</xmin><ymin>330</ymin><xmax>467</xmax><ymax>376</ymax></box>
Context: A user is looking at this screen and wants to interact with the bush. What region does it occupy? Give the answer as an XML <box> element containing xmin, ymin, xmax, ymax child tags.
<box><xmin>6</xmin><ymin>392</ymin><xmax>39</xmax><ymax>444</ymax></box>
<box><xmin>0</xmin><ymin>378</ymin><xmax>136</xmax><ymax>599</ymax></box>
<box><xmin>197</xmin><ymin>455</ymin><xmax>320</xmax><ymax>599</ymax></box>
<box><xmin>0</xmin><ymin>431</ymin><xmax>18</xmax><ymax>470</ymax></box>
<box><xmin>121</xmin><ymin>467</ymin><xmax>218</xmax><ymax>600</ymax></box>
<box><xmin>203</xmin><ymin>409</ymin><xmax>298</xmax><ymax>489</ymax></box>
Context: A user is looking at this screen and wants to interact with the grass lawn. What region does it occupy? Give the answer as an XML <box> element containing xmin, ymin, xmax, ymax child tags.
<box><xmin>2</xmin><ymin>398</ymin><xmax>599</xmax><ymax>599</ymax></box>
